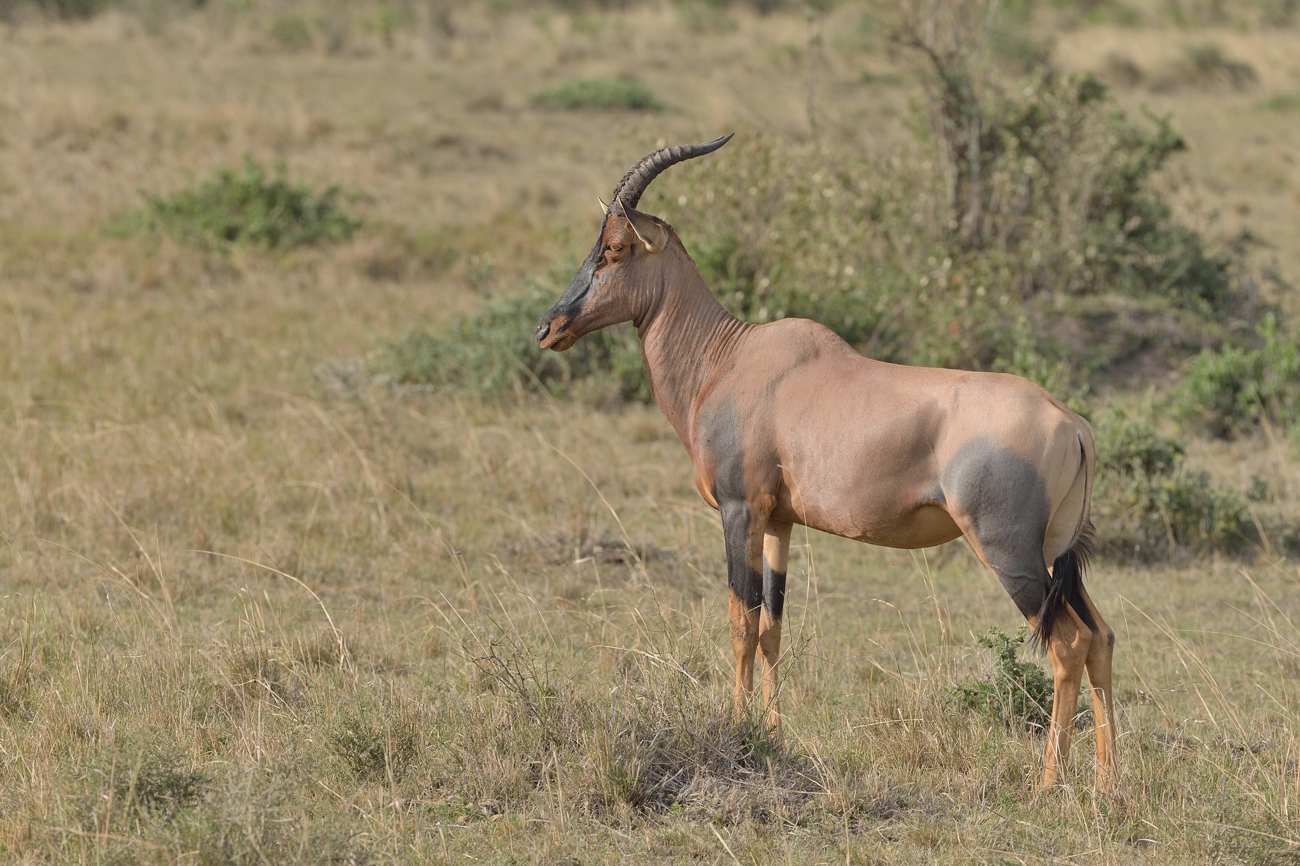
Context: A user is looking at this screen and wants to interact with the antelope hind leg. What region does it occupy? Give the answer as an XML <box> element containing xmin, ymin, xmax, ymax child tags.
<box><xmin>1041</xmin><ymin>603</ymin><xmax>1092</xmax><ymax>788</ymax></box>
<box><xmin>1079</xmin><ymin>586</ymin><xmax>1118</xmax><ymax>789</ymax></box>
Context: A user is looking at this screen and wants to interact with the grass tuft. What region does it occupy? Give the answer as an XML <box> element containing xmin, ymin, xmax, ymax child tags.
<box><xmin>532</xmin><ymin>77</ymin><xmax>663</xmax><ymax>111</ymax></box>
<box><xmin>458</xmin><ymin>627</ymin><xmax>821</xmax><ymax>823</ymax></box>
<box><xmin>1261</xmin><ymin>91</ymin><xmax>1300</xmax><ymax>112</ymax></box>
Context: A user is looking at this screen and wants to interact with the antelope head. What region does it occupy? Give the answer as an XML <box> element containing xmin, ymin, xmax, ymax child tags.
<box><xmin>535</xmin><ymin>134</ymin><xmax>733</xmax><ymax>352</ymax></box>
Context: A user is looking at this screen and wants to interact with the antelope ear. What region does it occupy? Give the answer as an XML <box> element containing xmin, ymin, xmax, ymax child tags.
<box><xmin>598</xmin><ymin>197</ymin><xmax>609</xmax><ymax>215</ymax></box>
<box><xmin>619</xmin><ymin>199</ymin><xmax>668</xmax><ymax>253</ymax></box>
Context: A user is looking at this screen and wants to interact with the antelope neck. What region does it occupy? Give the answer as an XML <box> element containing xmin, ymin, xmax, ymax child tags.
<box><xmin>635</xmin><ymin>266</ymin><xmax>750</xmax><ymax>447</ymax></box>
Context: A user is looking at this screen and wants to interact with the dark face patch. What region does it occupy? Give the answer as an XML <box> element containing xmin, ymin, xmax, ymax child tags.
<box><xmin>535</xmin><ymin>220</ymin><xmax>606</xmax><ymax>348</ymax></box>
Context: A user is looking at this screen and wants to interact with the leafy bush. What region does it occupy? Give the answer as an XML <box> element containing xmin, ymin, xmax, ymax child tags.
<box><xmin>328</xmin><ymin>704</ymin><xmax>420</xmax><ymax>782</ymax></box>
<box><xmin>532</xmin><ymin>77</ymin><xmax>663</xmax><ymax>111</ymax></box>
<box><xmin>1093</xmin><ymin>408</ymin><xmax>1257</xmax><ymax>558</ymax></box>
<box><xmin>952</xmin><ymin>626</ymin><xmax>1054</xmax><ymax>732</ymax></box>
<box><xmin>1261</xmin><ymin>92</ymin><xmax>1300</xmax><ymax>113</ymax></box>
<box><xmin>32</xmin><ymin>0</ymin><xmax>107</xmax><ymax>19</ymax></box>
<box><xmin>82</xmin><ymin>745</ymin><xmax>208</xmax><ymax>824</ymax></box>
<box><xmin>133</xmin><ymin>158</ymin><xmax>360</xmax><ymax>251</ymax></box>
<box><xmin>653</xmin><ymin>84</ymin><xmax>1238</xmax><ymax>387</ymax></box>
<box><xmin>269</xmin><ymin>13</ymin><xmax>313</xmax><ymax>50</ymax></box>
<box><xmin>378</xmin><ymin>267</ymin><xmax>649</xmax><ymax>404</ymax></box>
<box><xmin>1175</xmin><ymin>314</ymin><xmax>1300</xmax><ymax>438</ymax></box>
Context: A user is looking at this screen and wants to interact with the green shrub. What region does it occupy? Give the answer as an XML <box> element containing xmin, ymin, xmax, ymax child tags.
<box><xmin>82</xmin><ymin>744</ymin><xmax>207</xmax><ymax>825</ymax></box>
<box><xmin>268</xmin><ymin>13</ymin><xmax>314</xmax><ymax>50</ymax></box>
<box><xmin>1093</xmin><ymin>408</ymin><xmax>1257</xmax><ymax>558</ymax></box>
<box><xmin>33</xmin><ymin>0</ymin><xmax>108</xmax><ymax>19</ymax></box>
<box><xmin>653</xmin><ymin>80</ymin><xmax>1240</xmax><ymax>387</ymax></box>
<box><xmin>1261</xmin><ymin>92</ymin><xmax>1300</xmax><ymax>112</ymax></box>
<box><xmin>952</xmin><ymin>626</ymin><xmax>1054</xmax><ymax>733</ymax></box>
<box><xmin>133</xmin><ymin>158</ymin><xmax>360</xmax><ymax>251</ymax></box>
<box><xmin>1175</xmin><ymin>314</ymin><xmax>1300</xmax><ymax>439</ymax></box>
<box><xmin>532</xmin><ymin>77</ymin><xmax>663</xmax><ymax>111</ymax></box>
<box><xmin>378</xmin><ymin>267</ymin><xmax>649</xmax><ymax>404</ymax></box>
<box><xmin>328</xmin><ymin>705</ymin><xmax>420</xmax><ymax>783</ymax></box>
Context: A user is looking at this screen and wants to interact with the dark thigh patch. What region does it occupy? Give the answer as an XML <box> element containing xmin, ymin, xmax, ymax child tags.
<box><xmin>940</xmin><ymin>436</ymin><xmax>1052</xmax><ymax>590</ymax></box>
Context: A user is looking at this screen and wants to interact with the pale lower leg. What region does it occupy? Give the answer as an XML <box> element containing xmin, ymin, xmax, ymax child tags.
<box><xmin>1041</xmin><ymin>604</ymin><xmax>1092</xmax><ymax>788</ymax></box>
<box><xmin>1079</xmin><ymin>587</ymin><xmax>1118</xmax><ymax>788</ymax></box>
<box><xmin>729</xmin><ymin>589</ymin><xmax>759</xmax><ymax>716</ymax></box>
<box><xmin>757</xmin><ymin>608</ymin><xmax>782</xmax><ymax>730</ymax></box>
<box><xmin>757</xmin><ymin>522</ymin><xmax>790</xmax><ymax>730</ymax></box>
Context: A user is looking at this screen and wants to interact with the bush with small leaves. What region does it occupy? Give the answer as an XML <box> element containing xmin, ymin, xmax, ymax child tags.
<box><xmin>1093</xmin><ymin>408</ymin><xmax>1257</xmax><ymax>558</ymax></box>
<box><xmin>653</xmin><ymin>74</ymin><xmax>1245</xmax><ymax>390</ymax></box>
<box><xmin>379</xmin><ymin>265</ymin><xmax>649</xmax><ymax>404</ymax></box>
<box><xmin>133</xmin><ymin>158</ymin><xmax>360</xmax><ymax>251</ymax></box>
<box><xmin>533</xmin><ymin>77</ymin><xmax>663</xmax><ymax>111</ymax></box>
<box><xmin>952</xmin><ymin>626</ymin><xmax>1054</xmax><ymax>733</ymax></box>
<box><xmin>82</xmin><ymin>744</ymin><xmax>208</xmax><ymax>828</ymax></box>
<box><xmin>328</xmin><ymin>705</ymin><xmax>420</xmax><ymax>783</ymax></box>
<box><xmin>1175</xmin><ymin>314</ymin><xmax>1300</xmax><ymax>439</ymax></box>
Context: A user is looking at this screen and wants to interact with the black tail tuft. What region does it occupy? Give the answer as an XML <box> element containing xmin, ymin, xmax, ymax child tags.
<box><xmin>1032</xmin><ymin>520</ymin><xmax>1098</xmax><ymax>649</ymax></box>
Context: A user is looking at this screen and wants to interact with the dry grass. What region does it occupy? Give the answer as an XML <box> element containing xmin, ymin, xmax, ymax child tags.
<box><xmin>1</xmin><ymin>2</ymin><xmax>1300</xmax><ymax>863</ymax></box>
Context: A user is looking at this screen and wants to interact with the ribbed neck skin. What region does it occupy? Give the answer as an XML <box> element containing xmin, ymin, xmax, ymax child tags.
<box><xmin>633</xmin><ymin>245</ymin><xmax>750</xmax><ymax>447</ymax></box>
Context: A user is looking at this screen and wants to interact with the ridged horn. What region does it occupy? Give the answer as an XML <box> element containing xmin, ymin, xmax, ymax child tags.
<box><xmin>610</xmin><ymin>133</ymin><xmax>734</xmax><ymax>214</ymax></box>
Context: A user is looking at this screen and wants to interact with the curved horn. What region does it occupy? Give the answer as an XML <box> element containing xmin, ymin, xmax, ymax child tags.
<box><xmin>610</xmin><ymin>133</ymin><xmax>734</xmax><ymax>214</ymax></box>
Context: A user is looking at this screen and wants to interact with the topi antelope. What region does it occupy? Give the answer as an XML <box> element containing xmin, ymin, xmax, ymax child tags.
<box><xmin>535</xmin><ymin>135</ymin><xmax>1116</xmax><ymax>789</ymax></box>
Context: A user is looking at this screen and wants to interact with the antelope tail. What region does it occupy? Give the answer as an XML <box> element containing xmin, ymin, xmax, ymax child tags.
<box><xmin>1033</xmin><ymin>518</ymin><xmax>1099</xmax><ymax>648</ymax></box>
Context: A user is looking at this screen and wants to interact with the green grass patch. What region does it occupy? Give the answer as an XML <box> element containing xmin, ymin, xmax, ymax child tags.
<box><xmin>532</xmin><ymin>77</ymin><xmax>663</xmax><ymax>111</ymax></box>
<box><xmin>131</xmin><ymin>158</ymin><xmax>360</xmax><ymax>251</ymax></box>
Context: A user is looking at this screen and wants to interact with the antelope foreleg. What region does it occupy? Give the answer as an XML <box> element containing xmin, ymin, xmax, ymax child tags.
<box><xmin>721</xmin><ymin>499</ymin><xmax>766</xmax><ymax>718</ymax></box>
<box><xmin>1041</xmin><ymin>603</ymin><xmax>1092</xmax><ymax>788</ymax></box>
<box><xmin>758</xmin><ymin>521</ymin><xmax>791</xmax><ymax>731</ymax></box>
<box><xmin>728</xmin><ymin>590</ymin><xmax>759</xmax><ymax>714</ymax></box>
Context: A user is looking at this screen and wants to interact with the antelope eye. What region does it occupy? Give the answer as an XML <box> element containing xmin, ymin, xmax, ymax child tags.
<box><xmin>608</xmin><ymin>243</ymin><xmax>623</xmax><ymax>253</ymax></box>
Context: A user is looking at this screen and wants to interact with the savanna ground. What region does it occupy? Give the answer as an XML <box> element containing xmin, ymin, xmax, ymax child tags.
<box><xmin>2</xmin><ymin>1</ymin><xmax>1300</xmax><ymax>862</ymax></box>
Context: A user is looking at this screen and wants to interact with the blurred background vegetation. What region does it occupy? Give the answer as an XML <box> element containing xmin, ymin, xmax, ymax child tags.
<box><xmin>1</xmin><ymin>0</ymin><xmax>1293</xmax><ymax>556</ymax></box>
<box><xmin>4</xmin><ymin>0</ymin><xmax>1300</xmax><ymax>861</ymax></box>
